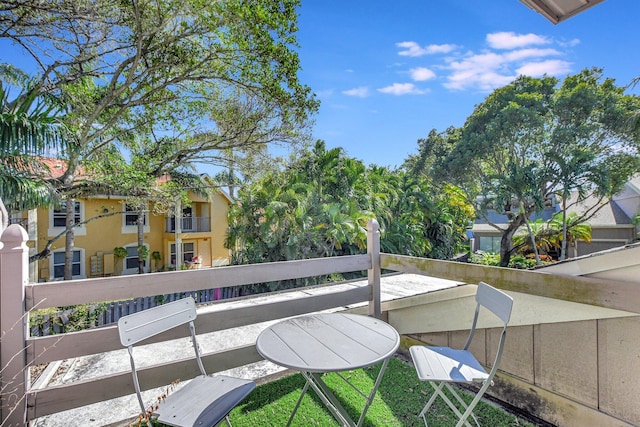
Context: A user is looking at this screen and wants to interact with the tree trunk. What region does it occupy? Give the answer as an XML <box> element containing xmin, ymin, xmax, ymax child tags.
<box><xmin>137</xmin><ymin>205</ymin><xmax>145</xmax><ymax>274</ymax></box>
<box><xmin>499</xmin><ymin>214</ymin><xmax>526</xmax><ymax>267</ymax></box>
<box><xmin>560</xmin><ymin>195</ymin><xmax>568</xmax><ymax>260</ymax></box>
<box><xmin>520</xmin><ymin>201</ymin><xmax>541</xmax><ymax>265</ymax></box>
<box><xmin>64</xmin><ymin>199</ymin><xmax>76</xmax><ymax>280</ymax></box>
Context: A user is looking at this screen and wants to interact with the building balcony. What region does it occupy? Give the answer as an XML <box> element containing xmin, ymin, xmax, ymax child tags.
<box><xmin>1</xmin><ymin>221</ymin><xmax>639</xmax><ymax>427</ymax></box>
<box><xmin>165</xmin><ymin>216</ymin><xmax>211</xmax><ymax>233</ymax></box>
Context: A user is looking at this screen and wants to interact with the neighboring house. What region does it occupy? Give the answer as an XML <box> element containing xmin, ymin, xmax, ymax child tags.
<box><xmin>471</xmin><ymin>177</ymin><xmax>640</xmax><ymax>258</ymax></box>
<box><xmin>11</xmin><ymin>160</ymin><xmax>233</xmax><ymax>282</ymax></box>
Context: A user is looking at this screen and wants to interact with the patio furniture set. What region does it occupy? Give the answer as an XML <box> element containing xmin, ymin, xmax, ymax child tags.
<box><xmin>118</xmin><ymin>281</ymin><xmax>513</xmax><ymax>427</ymax></box>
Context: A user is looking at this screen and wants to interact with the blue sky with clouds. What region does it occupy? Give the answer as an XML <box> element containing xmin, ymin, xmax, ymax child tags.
<box><xmin>296</xmin><ymin>0</ymin><xmax>640</xmax><ymax>168</ymax></box>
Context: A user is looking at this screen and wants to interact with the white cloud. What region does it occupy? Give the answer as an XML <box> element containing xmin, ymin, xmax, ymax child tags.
<box><xmin>377</xmin><ymin>83</ymin><xmax>428</xmax><ymax>95</ymax></box>
<box><xmin>559</xmin><ymin>38</ymin><xmax>581</xmax><ymax>47</ymax></box>
<box><xmin>487</xmin><ymin>32</ymin><xmax>550</xmax><ymax>49</ymax></box>
<box><xmin>342</xmin><ymin>86</ymin><xmax>370</xmax><ymax>98</ymax></box>
<box><xmin>444</xmin><ymin>67</ymin><xmax>515</xmax><ymax>91</ymax></box>
<box><xmin>386</xmin><ymin>32</ymin><xmax>570</xmax><ymax>93</ymax></box>
<box><xmin>503</xmin><ymin>48</ymin><xmax>561</xmax><ymax>62</ymax></box>
<box><xmin>442</xmin><ymin>43</ymin><xmax>568</xmax><ymax>91</ymax></box>
<box><xmin>516</xmin><ymin>60</ymin><xmax>572</xmax><ymax>77</ymax></box>
<box><xmin>409</xmin><ymin>67</ymin><xmax>436</xmax><ymax>81</ymax></box>
<box><xmin>396</xmin><ymin>41</ymin><xmax>458</xmax><ymax>57</ymax></box>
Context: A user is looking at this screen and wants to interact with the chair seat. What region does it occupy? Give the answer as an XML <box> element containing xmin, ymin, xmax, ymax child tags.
<box><xmin>155</xmin><ymin>374</ymin><xmax>256</xmax><ymax>427</ymax></box>
<box><xmin>410</xmin><ymin>346</ymin><xmax>488</xmax><ymax>384</ymax></box>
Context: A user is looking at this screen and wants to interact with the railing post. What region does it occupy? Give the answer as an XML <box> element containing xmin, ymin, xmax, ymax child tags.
<box><xmin>0</xmin><ymin>225</ymin><xmax>29</xmax><ymax>427</ymax></box>
<box><xmin>367</xmin><ymin>219</ymin><xmax>381</xmax><ymax>319</ymax></box>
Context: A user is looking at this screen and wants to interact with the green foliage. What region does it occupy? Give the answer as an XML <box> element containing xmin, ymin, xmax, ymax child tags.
<box><xmin>513</xmin><ymin>213</ymin><xmax>592</xmax><ymax>259</ymax></box>
<box><xmin>113</xmin><ymin>246</ymin><xmax>127</xmax><ymax>259</ymax></box>
<box><xmin>227</xmin><ymin>141</ymin><xmax>474</xmax><ymax>292</ymax></box>
<box><xmin>430</xmin><ymin>69</ymin><xmax>640</xmax><ymax>266</ymax></box>
<box><xmin>30</xmin><ymin>303</ymin><xmax>108</xmax><ymax>335</ymax></box>
<box><xmin>137</xmin><ymin>245</ymin><xmax>149</xmax><ymax>260</ymax></box>
<box><xmin>469</xmin><ymin>251</ymin><xmax>501</xmax><ymax>266</ymax></box>
<box><xmin>1</xmin><ymin>0</ymin><xmax>318</xmax><ymax>263</ymax></box>
<box><xmin>0</xmin><ymin>79</ymin><xmax>65</xmax><ymax>229</ymax></box>
<box><xmin>469</xmin><ymin>251</ymin><xmax>539</xmax><ymax>269</ymax></box>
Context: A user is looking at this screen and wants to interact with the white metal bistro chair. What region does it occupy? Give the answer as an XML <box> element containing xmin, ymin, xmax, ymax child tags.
<box><xmin>409</xmin><ymin>282</ymin><xmax>513</xmax><ymax>427</ymax></box>
<box><xmin>118</xmin><ymin>297</ymin><xmax>255</xmax><ymax>427</ymax></box>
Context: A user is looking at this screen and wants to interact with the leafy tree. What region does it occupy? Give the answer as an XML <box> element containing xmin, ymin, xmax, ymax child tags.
<box><xmin>433</xmin><ymin>70</ymin><xmax>640</xmax><ymax>266</ymax></box>
<box><xmin>228</xmin><ymin>141</ymin><xmax>473</xmax><ymax>294</ymax></box>
<box><xmin>547</xmin><ymin>68</ymin><xmax>640</xmax><ymax>259</ymax></box>
<box><xmin>1</xmin><ymin>0</ymin><xmax>318</xmax><ymax>273</ymax></box>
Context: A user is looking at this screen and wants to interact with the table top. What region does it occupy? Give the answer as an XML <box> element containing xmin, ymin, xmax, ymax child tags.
<box><xmin>256</xmin><ymin>313</ymin><xmax>400</xmax><ymax>372</ymax></box>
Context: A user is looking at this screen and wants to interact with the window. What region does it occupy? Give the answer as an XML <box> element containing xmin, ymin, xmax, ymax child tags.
<box><xmin>181</xmin><ymin>207</ymin><xmax>193</xmax><ymax>231</ymax></box>
<box><xmin>52</xmin><ymin>201</ymin><xmax>81</xmax><ymax>227</ymax></box>
<box><xmin>122</xmin><ymin>244</ymin><xmax>149</xmax><ymax>274</ymax></box>
<box><xmin>52</xmin><ymin>249</ymin><xmax>83</xmax><ymax>280</ymax></box>
<box><xmin>170</xmin><ymin>242</ymin><xmax>195</xmax><ymax>265</ymax></box>
<box><xmin>125</xmin><ymin>246</ymin><xmax>140</xmax><ymax>270</ymax></box>
<box><xmin>49</xmin><ymin>201</ymin><xmax>85</xmax><ymax>236</ymax></box>
<box><xmin>124</xmin><ymin>204</ymin><xmax>147</xmax><ymax>226</ymax></box>
<box><xmin>479</xmin><ymin>236</ymin><xmax>501</xmax><ymax>253</ymax></box>
<box><xmin>122</xmin><ymin>203</ymin><xmax>150</xmax><ymax>234</ymax></box>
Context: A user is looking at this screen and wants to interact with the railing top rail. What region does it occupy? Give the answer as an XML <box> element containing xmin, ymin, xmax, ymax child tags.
<box><xmin>26</xmin><ymin>254</ymin><xmax>371</xmax><ymax>309</ymax></box>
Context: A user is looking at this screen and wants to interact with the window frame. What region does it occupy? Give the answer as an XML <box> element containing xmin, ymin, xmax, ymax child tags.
<box><xmin>169</xmin><ymin>241</ymin><xmax>196</xmax><ymax>267</ymax></box>
<box><xmin>48</xmin><ymin>200</ymin><xmax>86</xmax><ymax>236</ymax></box>
<box><xmin>121</xmin><ymin>243</ymin><xmax>149</xmax><ymax>275</ymax></box>
<box><xmin>121</xmin><ymin>203</ymin><xmax>150</xmax><ymax>234</ymax></box>
<box><xmin>50</xmin><ymin>248</ymin><xmax>85</xmax><ymax>281</ymax></box>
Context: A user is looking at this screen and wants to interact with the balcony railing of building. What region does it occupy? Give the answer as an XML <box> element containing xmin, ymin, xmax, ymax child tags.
<box><xmin>165</xmin><ymin>216</ymin><xmax>211</xmax><ymax>233</ymax></box>
<box><xmin>1</xmin><ymin>220</ymin><xmax>639</xmax><ymax>427</ymax></box>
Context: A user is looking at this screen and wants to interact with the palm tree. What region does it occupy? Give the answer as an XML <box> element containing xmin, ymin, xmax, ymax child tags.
<box><xmin>0</xmin><ymin>81</ymin><xmax>63</xmax><ymax>231</ymax></box>
<box><xmin>549</xmin><ymin>212</ymin><xmax>592</xmax><ymax>258</ymax></box>
<box><xmin>514</xmin><ymin>213</ymin><xmax>591</xmax><ymax>259</ymax></box>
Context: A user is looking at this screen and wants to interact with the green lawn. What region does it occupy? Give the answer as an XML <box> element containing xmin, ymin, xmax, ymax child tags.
<box><xmin>227</xmin><ymin>356</ymin><xmax>535</xmax><ymax>427</ymax></box>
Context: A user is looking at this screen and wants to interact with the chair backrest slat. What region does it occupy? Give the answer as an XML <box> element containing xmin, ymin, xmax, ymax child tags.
<box><xmin>476</xmin><ymin>281</ymin><xmax>513</xmax><ymax>325</ymax></box>
<box><xmin>118</xmin><ymin>298</ymin><xmax>196</xmax><ymax>346</ymax></box>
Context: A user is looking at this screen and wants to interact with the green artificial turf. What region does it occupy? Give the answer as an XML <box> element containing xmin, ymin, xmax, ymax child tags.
<box><xmin>226</xmin><ymin>356</ymin><xmax>535</xmax><ymax>427</ymax></box>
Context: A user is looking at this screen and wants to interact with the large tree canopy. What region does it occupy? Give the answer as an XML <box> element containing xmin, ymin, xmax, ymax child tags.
<box><xmin>227</xmin><ymin>141</ymin><xmax>474</xmax><ymax>292</ymax></box>
<box><xmin>0</xmin><ymin>0</ymin><xmax>318</xmax><ymax>180</ymax></box>
<box><xmin>1</xmin><ymin>0</ymin><xmax>318</xmax><ymax>276</ymax></box>
<box><xmin>431</xmin><ymin>69</ymin><xmax>640</xmax><ymax>266</ymax></box>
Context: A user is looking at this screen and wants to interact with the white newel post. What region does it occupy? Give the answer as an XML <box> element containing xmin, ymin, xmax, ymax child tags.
<box><xmin>0</xmin><ymin>225</ymin><xmax>29</xmax><ymax>427</ymax></box>
<box><xmin>367</xmin><ymin>219</ymin><xmax>381</xmax><ymax>319</ymax></box>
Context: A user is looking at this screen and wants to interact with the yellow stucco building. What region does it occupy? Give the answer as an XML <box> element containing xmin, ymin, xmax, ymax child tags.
<box><xmin>21</xmin><ymin>189</ymin><xmax>232</xmax><ymax>282</ymax></box>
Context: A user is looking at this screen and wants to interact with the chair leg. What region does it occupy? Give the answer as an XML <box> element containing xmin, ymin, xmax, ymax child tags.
<box><xmin>418</xmin><ymin>381</ymin><xmax>444</xmax><ymax>418</ymax></box>
<box><xmin>214</xmin><ymin>415</ymin><xmax>232</xmax><ymax>426</ymax></box>
<box><xmin>453</xmin><ymin>380</ymin><xmax>493</xmax><ymax>427</ymax></box>
<box><xmin>419</xmin><ymin>382</ymin><xmax>475</xmax><ymax>427</ymax></box>
<box><xmin>442</xmin><ymin>384</ymin><xmax>479</xmax><ymax>427</ymax></box>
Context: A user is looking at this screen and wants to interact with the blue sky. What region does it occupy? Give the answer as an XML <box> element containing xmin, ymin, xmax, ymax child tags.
<box><xmin>295</xmin><ymin>0</ymin><xmax>640</xmax><ymax>168</ymax></box>
<box><xmin>1</xmin><ymin>1</ymin><xmax>638</xmax><ymax>172</ymax></box>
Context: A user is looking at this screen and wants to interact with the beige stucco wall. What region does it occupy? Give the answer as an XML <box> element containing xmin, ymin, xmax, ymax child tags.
<box><xmin>402</xmin><ymin>316</ymin><xmax>640</xmax><ymax>427</ymax></box>
<box><xmin>33</xmin><ymin>190</ymin><xmax>231</xmax><ymax>281</ymax></box>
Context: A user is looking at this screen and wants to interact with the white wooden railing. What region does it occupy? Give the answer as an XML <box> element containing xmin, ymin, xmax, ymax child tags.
<box><xmin>2</xmin><ymin>220</ymin><xmax>640</xmax><ymax>427</ymax></box>
<box><xmin>0</xmin><ymin>220</ymin><xmax>382</xmax><ymax>426</ymax></box>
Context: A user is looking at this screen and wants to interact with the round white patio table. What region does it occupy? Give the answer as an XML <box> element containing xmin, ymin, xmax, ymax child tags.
<box><xmin>256</xmin><ymin>312</ymin><xmax>400</xmax><ymax>427</ymax></box>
